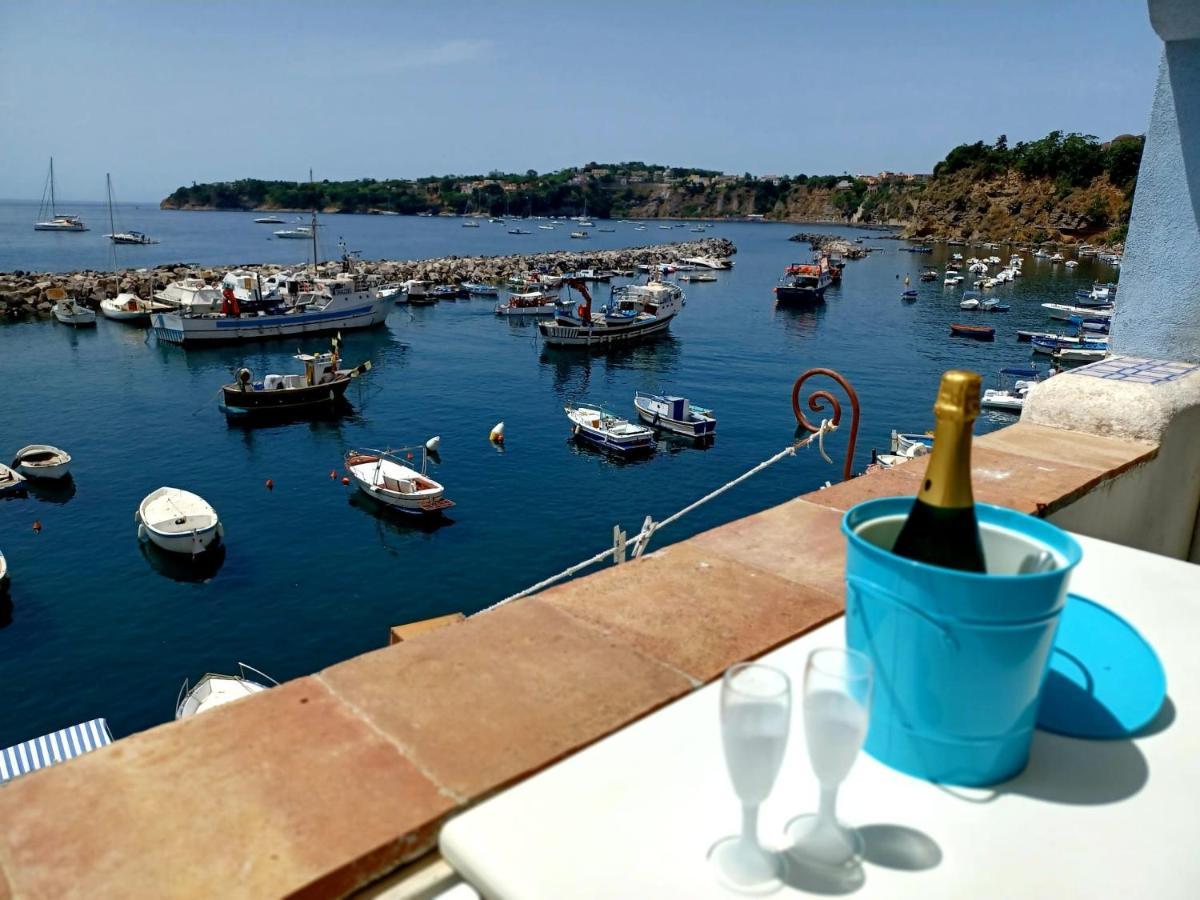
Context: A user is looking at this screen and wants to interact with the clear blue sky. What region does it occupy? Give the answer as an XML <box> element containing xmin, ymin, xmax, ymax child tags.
<box><xmin>0</xmin><ymin>0</ymin><xmax>1163</xmax><ymax>201</ymax></box>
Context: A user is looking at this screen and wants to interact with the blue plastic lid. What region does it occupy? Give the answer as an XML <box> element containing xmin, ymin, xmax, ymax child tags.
<box><xmin>1037</xmin><ymin>595</ymin><xmax>1166</xmax><ymax>739</ymax></box>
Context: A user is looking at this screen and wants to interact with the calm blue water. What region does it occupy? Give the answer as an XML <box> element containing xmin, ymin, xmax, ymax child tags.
<box><xmin>0</xmin><ymin>206</ymin><xmax>1115</xmax><ymax>747</ymax></box>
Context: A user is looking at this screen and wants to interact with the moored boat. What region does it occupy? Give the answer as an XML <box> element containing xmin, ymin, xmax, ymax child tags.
<box><xmin>1056</xmin><ymin>347</ymin><xmax>1109</xmax><ymax>363</ymax></box>
<box><xmin>981</xmin><ymin>367</ymin><xmax>1040</xmax><ymax>413</ymax></box>
<box><xmin>11</xmin><ymin>445</ymin><xmax>72</xmax><ymax>481</ymax></box>
<box><xmin>565</xmin><ymin>403</ymin><xmax>656</xmax><ymax>456</ymax></box>
<box><xmin>495</xmin><ymin>291</ymin><xmax>558</xmax><ymax>316</ymax></box>
<box><xmin>176</xmin><ymin>663</ymin><xmax>277</xmax><ymax>719</ymax></box>
<box><xmin>959</xmin><ymin>291</ymin><xmax>981</xmax><ymax>310</ymax></box>
<box><xmin>254</xmin><ymin>216</ymin><xmax>285</xmax><ymax>224</ymax></box>
<box><xmin>462</xmin><ymin>282</ymin><xmax>500</xmax><ymax>297</ymax></box>
<box><xmin>100</xmin><ymin>293</ymin><xmax>160</xmax><ymax>322</ymax></box>
<box><xmin>50</xmin><ymin>291</ymin><xmax>96</xmax><ymax>326</ymax></box>
<box><xmin>633</xmin><ymin>392</ymin><xmax>716</xmax><ymax>438</ymax></box>
<box><xmin>539</xmin><ymin>278</ymin><xmax>684</xmax><ymax>348</ymax></box>
<box><xmin>1043</xmin><ymin>303</ymin><xmax>1114</xmax><ymax>321</ymax></box>
<box><xmin>949</xmin><ymin>323</ymin><xmax>995</xmax><ymax>341</ymax></box>
<box><xmin>0</xmin><ymin>463</ymin><xmax>27</xmax><ymax>496</ymax></box>
<box><xmin>775</xmin><ymin>261</ymin><xmax>832</xmax><ymax>305</ymax></box>
<box><xmin>344</xmin><ymin>447</ymin><xmax>454</xmax><ymax>516</ymax></box>
<box><xmin>136</xmin><ymin>487</ymin><xmax>223</xmax><ymax>555</ymax></box>
<box><xmin>221</xmin><ymin>346</ymin><xmax>370</xmax><ymax>417</ymax></box>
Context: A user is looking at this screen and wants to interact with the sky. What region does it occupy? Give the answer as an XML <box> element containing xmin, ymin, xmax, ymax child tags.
<box><xmin>0</xmin><ymin>0</ymin><xmax>1164</xmax><ymax>201</ymax></box>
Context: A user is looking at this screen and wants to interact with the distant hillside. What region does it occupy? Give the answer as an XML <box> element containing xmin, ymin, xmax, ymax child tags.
<box><xmin>161</xmin><ymin>132</ymin><xmax>1143</xmax><ymax>243</ymax></box>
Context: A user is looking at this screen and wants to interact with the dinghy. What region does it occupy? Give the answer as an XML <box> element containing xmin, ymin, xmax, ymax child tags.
<box><xmin>633</xmin><ymin>392</ymin><xmax>716</xmax><ymax>438</ymax></box>
<box><xmin>949</xmin><ymin>323</ymin><xmax>995</xmax><ymax>341</ymax></box>
<box><xmin>0</xmin><ymin>464</ymin><xmax>25</xmax><ymax>496</ymax></box>
<box><xmin>136</xmin><ymin>487</ymin><xmax>223</xmax><ymax>555</ymax></box>
<box><xmin>50</xmin><ymin>290</ymin><xmax>96</xmax><ymax>327</ymax></box>
<box><xmin>11</xmin><ymin>445</ymin><xmax>72</xmax><ymax>481</ymax></box>
<box><xmin>565</xmin><ymin>403</ymin><xmax>656</xmax><ymax>456</ymax></box>
<box><xmin>344</xmin><ymin>447</ymin><xmax>454</xmax><ymax>517</ymax></box>
<box><xmin>176</xmin><ymin>663</ymin><xmax>277</xmax><ymax>719</ymax></box>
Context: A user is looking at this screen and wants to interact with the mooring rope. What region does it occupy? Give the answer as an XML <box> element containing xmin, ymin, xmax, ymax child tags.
<box><xmin>477</xmin><ymin>419</ymin><xmax>838</xmax><ymax>614</ymax></box>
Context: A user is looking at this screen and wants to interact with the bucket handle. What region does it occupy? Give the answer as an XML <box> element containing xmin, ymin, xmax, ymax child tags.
<box><xmin>847</xmin><ymin>575</ymin><xmax>958</xmax><ymax>649</ymax></box>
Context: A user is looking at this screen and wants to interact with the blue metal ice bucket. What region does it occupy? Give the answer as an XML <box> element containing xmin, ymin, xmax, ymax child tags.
<box><xmin>842</xmin><ymin>497</ymin><xmax>1082</xmax><ymax>786</ymax></box>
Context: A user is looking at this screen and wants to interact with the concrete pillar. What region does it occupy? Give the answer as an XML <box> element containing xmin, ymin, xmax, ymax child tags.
<box><xmin>1111</xmin><ymin>2</ymin><xmax>1200</xmax><ymax>363</ymax></box>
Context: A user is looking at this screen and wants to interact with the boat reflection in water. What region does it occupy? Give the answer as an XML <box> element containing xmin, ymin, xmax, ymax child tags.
<box><xmin>26</xmin><ymin>478</ymin><xmax>77</xmax><ymax>506</ymax></box>
<box><xmin>138</xmin><ymin>541</ymin><xmax>226</xmax><ymax>584</ymax></box>
<box><xmin>347</xmin><ymin>491</ymin><xmax>455</xmax><ymax>550</ymax></box>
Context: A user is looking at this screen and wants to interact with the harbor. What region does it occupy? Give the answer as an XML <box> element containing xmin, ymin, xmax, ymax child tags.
<box><xmin>0</xmin><ymin>211</ymin><xmax>1126</xmax><ymax>746</ymax></box>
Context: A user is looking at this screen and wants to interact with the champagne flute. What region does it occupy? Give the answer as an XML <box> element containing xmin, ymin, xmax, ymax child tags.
<box><xmin>708</xmin><ymin>663</ymin><xmax>792</xmax><ymax>893</ymax></box>
<box><xmin>785</xmin><ymin>647</ymin><xmax>873</xmax><ymax>868</ymax></box>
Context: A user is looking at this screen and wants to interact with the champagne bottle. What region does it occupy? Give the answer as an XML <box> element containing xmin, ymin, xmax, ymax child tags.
<box><xmin>891</xmin><ymin>370</ymin><xmax>987</xmax><ymax>573</ymax></box>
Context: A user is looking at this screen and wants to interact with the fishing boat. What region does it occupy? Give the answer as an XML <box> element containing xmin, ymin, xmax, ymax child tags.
<box><xmin>775</xmin><ymin>262</ymin><xmax>832</xmax><ymax>305</ymax></box>
<box><xmin>539</xmin><ymin>279</ymin><xmax>684</xmax><ymax>348</ymax></box>
<box><xmin>136</xmin><ymin>487</ymin><xmax>223</xmax><ymax>555</ymax></box>
<box><xmin>50</xmin><ymin>292</ymin><xmax>97</xmax><ymax>327</ymax></box>
<box><xmin>344</xmin><ymin>447</ymin><xmax>454</xmax><ymax>516</ymax></box>
<box><xmin>151</xmin><ymin>261</ymin><xmax>388</xmax><ymax>344</ymax></box>
<box><xmin>633</xmin><ymin>392</ymin><xmax>716</xmax><ymax>438</ymax></box>
<box><xmin>104</xmin><ymin>174</ymin><xmax>158</xmax><ymax>244</ymax></box>
<box><xmin>0</xmin><ymin>463</ymin><xmax>27</xmax><ymax>496</ymax></box>
<box><xmin>176</xmin><ymin>663</ymin><xmax>277</xmax><ymax>719</ymax></box>
<box><xmin>949</xmin><ymin>323</ymin><xmax>995</xmax><ymax>341</ymax></box>
<box><xmin>33</xmin><ymin>158</ymin><xmax>87</xmax><ymax>231</ymax></box>
<box><xmin>11</xmin><ymin>445</ymin><xmax>72</xmax><ymax>481</ymax></box>
<box><xmin>100</xmin><ymin>293</ymin><xmax>159</xmax><ymax>322</ymax></box>
<box><xmin>1016</xmin><ymin>329</ymin><xmax>1059</xmax><ymax>343</ymax></box>
<box><xmin>462</xmin><ymin>282</ymin><xmax>500</xmax><ymax>297</ymax></box>
<box><xmin>981</xmin><ymin>367</ymin><xmax>1040</xmax><ymax>413</ymax></box>
<box><xmin>565</xmin><ymin>404</ymin><xmax>656</xmax><ymax>456</ymax></box>
<box><xmin>254</xmin><ymin>216</ymin><xmax>285</xmax><ymax>224</ymax></box>
<box><xmin>222</xmin><ymin>346</ymin><xmax>370</xmax><ymax>417</ymax></box>
<box><xmin>496</xmin><ymin>291</ymin><xmax>558</xmax><ymax>316</ymax></box>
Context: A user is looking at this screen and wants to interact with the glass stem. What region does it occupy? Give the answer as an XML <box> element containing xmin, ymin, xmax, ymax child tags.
<box><xmin>740</xmin><ymin>804</ymin><xmax>759</xmax><ymax>850</ymax></box>
<box><xmin>818</xmin><ymin>784</ymin><xmax>838</xmax><ymax>829</ymax></box>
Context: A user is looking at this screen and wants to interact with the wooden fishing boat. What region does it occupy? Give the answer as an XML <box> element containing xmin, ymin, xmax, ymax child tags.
<box><xmin>50</xmin><ymin>290</ymin><xmax>96</xmax><ymax>327</ymax></box>
<box><xmin>949</xmin><ymin>323</ymin><xmax>995</xmax><ymax>341</ymax></box>
<box><xmin>11</xmin><ymin>445</ymin><xmax>72</xmax><ymax>481</ymax></box>
<box><xmin>221</xmin><ymin>348</ymin><xmax>370</xmax><ymax>417</ymax></box>
<box><xmin>565</xmin><ymin>404</ymin><xmax>656</xmax><ymax>456</ymax></box>
<box><xmin>0</xmin><ymin>464</ymin><xmax>26</xmax><ymax>496</ymax></box>
<box><xmin>633</xmin><ymin>392</ymin><xmax>716</xmax><ymax>438</ymax></box>
<box><xmin>344</xmin><ymin>447</ymin><xmax>454</xmax><ymax>517</ymax></box>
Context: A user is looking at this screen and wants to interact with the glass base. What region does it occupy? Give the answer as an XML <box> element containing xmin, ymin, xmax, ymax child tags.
<box><xmin>708</xmin><ymin>835</ymin><xmax>783</xmax><ymax>895</ymax></box>
<box><xmin>784</xmin><ymin>813</ymin><xmax>865</xmax><ymax>868</ymax></box>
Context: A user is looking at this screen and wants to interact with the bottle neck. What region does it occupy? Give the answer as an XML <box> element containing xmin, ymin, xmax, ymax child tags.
<box><xmin>919</xmin><ymin>416</ymin><xmax>975</xmax><ymax>509</ymax></box>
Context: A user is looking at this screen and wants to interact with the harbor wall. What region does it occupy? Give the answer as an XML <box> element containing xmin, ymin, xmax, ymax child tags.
<box><xmin>0</xmin><ymin>238</ymin><xmax>735</xmax><ymax>320</ymax></box>
<box><xmin>1111</xmin><ymin>11</ymin><xmax>1200</xmax><ymax>363</ymax></box>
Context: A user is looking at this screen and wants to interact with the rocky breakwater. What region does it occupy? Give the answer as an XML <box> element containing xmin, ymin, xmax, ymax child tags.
<box><xmin>787</xmin><ymin>232</ymin><xmax>869</xmax><ymax>260</ymax></box>
<box><xmin>0</xmin><ymin>238</ymin><xmax>736</xmax><ymax>321</ymax></box>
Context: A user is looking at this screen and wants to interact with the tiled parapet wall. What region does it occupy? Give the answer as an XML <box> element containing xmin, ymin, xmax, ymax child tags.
<box><xmin>0</xmin><ymin>422</ymin><xmax>1161</xmax><ymax>898</ymax></box>
<box><xmin>1023</xmin><ymin>356</ymin><xmax>1200</xmax><ymax>559</ymax></box>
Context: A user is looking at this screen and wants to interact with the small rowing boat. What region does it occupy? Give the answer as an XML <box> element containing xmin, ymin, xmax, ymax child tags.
<box><xmin>11</xmin><ymin>445</ymin><xmax>72</xmax><ymax>481</ymax></box>
<box><xmin>565</xmin><ymin>403</ymin><xmax>655</xmax><ymax>456</ymax></box>
<box><xmin>949</xmin><ymin>323</ymin><xmax>995</xmax><ymax>341</ymax></box>
<box><xmin>136</xmin><ymin>487</ymin><xmax>223</xmax><ymax>555</ymax></box>
<box><xmin>344</xmin><ymin>447</ymin><xmax>454</xmax><ymax>516</ymax></box>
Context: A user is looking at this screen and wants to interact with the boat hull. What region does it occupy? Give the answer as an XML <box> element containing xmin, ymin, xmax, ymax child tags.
<box><xmin>775</xmin><ymin>285</ymin><xmax>827</xmax><ymax>305</ymax></box>
<box><xmin>138</xmin><ymin>518</ymin><xmax>221</xmax><ymax>555</ymax></box>
<box><xmin>151</xmin><ymin>299</ymin><xmax>388</xmax><ymax>345</ymax></box>
<box><xmin>572</xmin><ymin>425</ymin><xmax>655</xmax><ymax>455</ymax></box>
<box><xmin>633</xmin><ymin>403</ymin><xmax>716</xmax><ymax>438</ymax></box>
<box><xmin>222</xmin><ymin>376</ymin><xmax>351</xmax><ymax>415</ymax></box>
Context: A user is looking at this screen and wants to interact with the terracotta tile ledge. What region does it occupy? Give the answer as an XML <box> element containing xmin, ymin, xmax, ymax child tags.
<box><xmin>0</xmin><ymin>421</ymin><xmax>1159</xmax><ymax>898</ymax></box>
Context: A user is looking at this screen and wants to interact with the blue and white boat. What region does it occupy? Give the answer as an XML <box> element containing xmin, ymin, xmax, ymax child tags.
<box><xmin>565</xmin><ymin>404</ymin><xmax>655</xmax><ymax>456</ymax></box>
<box><xmin>633</xmin><ymin>392</ymin><xmax>716</xmax><ymax>438</ymax></box>
<box><xmin>462</xmin><ymin>282</ymin><xmax>500</xmax><ymax>297</ymax></box>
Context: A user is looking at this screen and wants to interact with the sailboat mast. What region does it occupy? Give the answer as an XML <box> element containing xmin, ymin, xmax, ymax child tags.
<box><xmin>49</xmin><ymin>157</ymin><xmax>57</xmax><ymax>217</ymax></box>
<box><xmin>309</xmin><ymin>167</ymin><xmax>318</xmax><ymax>275</ymax></box>
<box><xmin>106</xmin><ymin>174</ymin><xmax>117</xmax><ymax>237</ymax></box>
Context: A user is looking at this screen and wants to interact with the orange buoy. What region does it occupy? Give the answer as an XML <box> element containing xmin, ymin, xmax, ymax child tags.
<box><xmin>32</xmin><ymin>520</ymin><xmax>42</xmax><ymax>533</ymax></box>
<box><xmin>265</xmin><ymin>479</ymin><xmax>274</xmax><ymax>491</ymax></box>
<box><xmin>406</xmin><ymin>452</ymin><xmax>414</xmax><ymax>460</ymax></box>
<box><xmin>341</xmin><ymin>476</ymin><xmax>350</xmax><ymax>486</ymax></box>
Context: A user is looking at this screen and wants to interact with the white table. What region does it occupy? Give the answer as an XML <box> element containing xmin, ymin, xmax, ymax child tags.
<box><xmin>440</xmin><ymin>535</ymin><xmax>1200</xmax><ymax>899</ymax></box>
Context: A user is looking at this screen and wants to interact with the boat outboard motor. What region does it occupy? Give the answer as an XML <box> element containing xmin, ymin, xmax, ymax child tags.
<box><xmin>236</xmin><ymin>368</ymin><xmax>252</xmax><ymax>391</ymax></box>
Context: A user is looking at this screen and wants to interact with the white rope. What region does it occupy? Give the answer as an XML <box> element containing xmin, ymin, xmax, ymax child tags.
<box><xmin>478</xmin><ymin>419</ymin><xmax>838</xmax><ymax>614</ymax></box>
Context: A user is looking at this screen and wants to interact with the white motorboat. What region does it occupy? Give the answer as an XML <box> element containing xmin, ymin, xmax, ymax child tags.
<box><xmin>981</xmin><ymin>367</ymin><xmax>1041</xmax><ymax>413</ymax></box>
<box><xmin>51</xmin><ymin>292</ymin><xmax>97</xmax><ymax>326</ymax></box>
<box><xmin>959</xmin><ymin>291</ymin><xmax>981</xmax><ymax>310</ymax></box>
<box><xmin>100</xmin><ymin>293</ymin><xmax>157</xmax><ymax>322</ymax></box>
<box><xmin>154</xmin><ymin>277</ymin><xmax>223</xmax><ymax>312</ymax></box>
<box><xmin>633</xmin><ymin>392</ymin><xmax>716</xmax><ymax>438</ymax></box>
<box><xmin>1056</xmin><ymin>347</ymin><xmax>1109</xmax><ymax>363</ymax></box>
<box><xmin>274</xmin><ymin>227</ymin><xmax>313</xmax><ymax>239</ymax></box>
<box><xmin>681</xmin><ymin>256</ymin><xmax>733</xmax><ymax>270</ymax></box>
<box><xmin>0</xmin><ymin>463</ymin><xmax>25</xmax><ymax>496</ymax></box>
<box><xmin>176</xmin><ymin>663</ymin><xmax>277</xmax><ymax>719</ymax></box>
<box><xmin>344</xmin><ymin>448</ymin><xmax>454</xmax><ymax>516</ymax></box>
<box><xmin>403</xmin><ymin>279</ymin><xmax>434</xmax><ymax>305</ymax></box>
<box><xmin>254</xmin><ymin>216</ymin><xmax>285</xmax><ymax>224</ymax></box>
<box><xmin>565</xmin><ymin>404</ymin><xmax>656</xmax><ymax>456</ymax></box>
<box><xmin>11</xmin><ymin>445</ymin><xmax>72</xmax><ymax>481</ymax></box>
<box><xmin>136</xmin><ymin>487</ymin><xmax>223</xmax><ymax>555</ymax></box>
<box><xmin>570</xmin><ymin>231</ymin><xmax>589</xmax><ymax>239</ymax></box>
<box><xmin>1065</xmin><ymin>260</ymin><xmax>1079</xmax><ymax>268</ymax></box>
<box><xmin>1043</xmin><ymin>303</ymin><xmax>1113</xmax><ymax>321</ymax></box>
<box><xmin>33</xmin><ymin>158</ymin><xmax>87</xmax><ymax>232</ymax></box>
<box><xmin>495</xmin><ymin>291</ymin><xmax>558</xmax><ymax>316</ymax></box>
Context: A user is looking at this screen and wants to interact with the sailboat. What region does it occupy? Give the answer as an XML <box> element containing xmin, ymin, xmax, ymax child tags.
<box><xmin>461</xmin><ymin>189</ymin><xmax>481</xmax><ymax>227</ymax></box>
<box><xmin>105</xmin><ymin>174</ymin><xmax>158</xmax><ymax>244</ymax></box>
<box><xmin>34</xmin><ymin>157</ymin><xmax>88</xmax><ymax>231</ymax></box>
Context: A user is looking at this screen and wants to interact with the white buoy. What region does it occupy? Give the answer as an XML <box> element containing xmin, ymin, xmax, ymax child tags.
<box><xmin>489</xmin><ymin>421</ymin><xmax>505</xmax><ymax>444</ymax></box>
<box><xmin>425</xmin><ymin>435</ymin><xmax>441</xmax><ymax>452</ymax></box>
